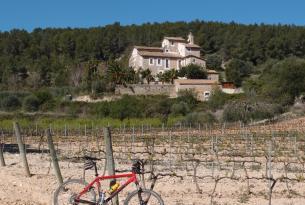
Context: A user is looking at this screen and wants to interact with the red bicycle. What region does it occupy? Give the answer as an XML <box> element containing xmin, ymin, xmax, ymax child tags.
<box><xmin>53</xmin><ymin>158</ymin><xmax>164</xmax><ymax>205</ymax></box>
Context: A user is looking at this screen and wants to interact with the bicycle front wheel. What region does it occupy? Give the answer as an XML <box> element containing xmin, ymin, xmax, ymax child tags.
<box><xmin>124</xmin><ymin>189</ymin><xmax>164</xmax><ymax>205</ymax></box>
<box><xmin>53</xmin><ymin>179</ymin><xmax>96</xmax><ymax>205</ymax></box>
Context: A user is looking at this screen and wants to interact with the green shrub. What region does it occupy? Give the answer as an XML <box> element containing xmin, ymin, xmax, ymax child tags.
<box><xmin>34</xmin><ymin>90</ymin><xmax>56</xmax><ymax>111</ymax></box>
<box><xmin>23</xmin><ymin>95</ymin><xmax>40</xmax><ymax>112</ymax></box>
<box><xmin>206</xmin><ymin>54</ymin><xmax>222</xmax><ymax>71</ymax></box>
<box><xmin>171</xmin><ymin>102</ymin><xmax>190</xmax><ymax>116</ymax></box>
<box><xmin>207</xmin><ymin>89</ymin><xmax>229</xmax><ymax>110</ymax></box>
<box><xmin>176</xmin><ymin>89</ymin><xmax>198</xmax><ymax>109</ymax></box>
<box><xmin>39</xmin><ymin>100</ymin><xmax>56</xmax><ymax>111</ymax></box>
<box><xmin>257</xmin><ymin>57</ymin><xmax>305</xmax><ymax>105</ymax></box>
<box><xmin>177</xmin><ymin>64</ymin><xmax>207</xmax><ymax>79</ymax></box>
<box><xmin>1</xmin><ymin>95</ymin><xmax>21</xmax><ymax>111</ymax></box>
<box><xmin>34</xmin><ymin>90</ymin><xmax>53</xmax><ymax>104</ymax></box>
<box><xmin>0</xmin><ymin>91</ymin><xmax>30</xmax><ymax>98</ymax></box>
<box><xmin>91</xmin><ymin>102</ymin><xmax>110</xmax><ymax>118</ymax></box>
<box><xmin>225</xmin><ymin>59</ymin><xmax>254</xmax><ymax>87</ymax></box>
<box><xmin>47</xmin><ymin>86</ymin><xmax>77</xmax><ymax>97</ymax></box>
<box><xmin>223</xmin><ymin>100</ymin><xmax>282</xmax><ymax>123</ymax></box>
<box><xmin>183</xmin><ymin>112</ymin><xmax>217</xmax><ymax>125</ymax></box>
<box><xmin>207</xmin><ymin>88</ymin><xmax>245</xmax><ymax>111</ymax></box>
<box><xmin>109</xmin><ymin>95</ymin><xmax>144</xmax><ymax>120</ymax></box>
<box><xmin>67</xmin><ymin>103</ymin><xmax>82</xmax><ymax>117</ymax></box>
<box><xmin>155</xmin><ymin>98</ymin><xmax>172</xmax><ymax>124</ymax></box>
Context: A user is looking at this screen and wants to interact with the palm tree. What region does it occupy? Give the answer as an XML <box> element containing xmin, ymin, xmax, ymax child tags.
<box><xmin>107</xmin><ymin>62</ymin><xmax>138</xmax><ymax>87</ymax></box>
<box><xmin>163</xmin><ymin>69</ymin><xmax>177</xmax><ymax>84</ymax></box>
<box><xmin>156</xmin><ymin>72</ymin><xmax>166</xmax><ymax>84</ymax></box>
<box><xmin>107</xmin><ymin>61</ymin><xmax>126</xmax><ymax>85</ymax></box>
<box><xmin>140</xmin><ymin>69</ymin><xmax>154</xmax><ymax>84</ymax></box>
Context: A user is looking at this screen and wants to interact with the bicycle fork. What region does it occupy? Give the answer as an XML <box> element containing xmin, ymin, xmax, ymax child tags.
<box><xmin>135</xmin><ymin>181</ymin><xmax>147</xmax><ymax>205</ymax></box>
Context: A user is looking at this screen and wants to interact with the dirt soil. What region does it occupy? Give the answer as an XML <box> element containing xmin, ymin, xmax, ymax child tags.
<box><xmin>0</xmin><ymin>153</ymin><xmax>305</xmax><ymax>205</ymax></box>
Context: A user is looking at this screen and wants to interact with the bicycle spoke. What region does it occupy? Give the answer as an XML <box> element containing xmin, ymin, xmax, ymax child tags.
<box><xmin>55</xmin><ymin>181</ymin><xmax>95</xmax><ymax>205</ymax></box>
<box><xmin>127</xmin><ymin>191</ymin><xmax>162</xmax><ymax>205</ymax></box>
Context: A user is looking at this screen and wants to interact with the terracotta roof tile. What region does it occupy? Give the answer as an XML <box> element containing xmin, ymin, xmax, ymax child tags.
<box><xmin>185</xmin><ymin>44</ymin><xmax>201</xmax><ymax>48</ymax></box>
<box><xmin>138</xmin><ymin>51</ymin><xmax>182</xmax><ymax>58</ymax></box>
<box><xmin>164</xmin><ymin>37</ymin><xmax>186</xmax><ymax>42</ymax></box>
<box><xmin>134</xmin><ymin>46</ymin><xmax>163</xmax><ymax>51</ymax></box>
<box><xmin>207</xmin><ymin>69</ymin><xmax>219</xmax><ymax>74</ymax></box>
<box><xmin>183</xmin><ymin>55</ymin><xmax>204</xmax><ymax>60</ymax></box>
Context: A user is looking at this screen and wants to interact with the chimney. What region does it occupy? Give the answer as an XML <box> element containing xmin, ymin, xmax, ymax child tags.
<box><xmin>187</xmin><ymin>32</ymin><xmax>194</xmax><ymax>44</ymax></box>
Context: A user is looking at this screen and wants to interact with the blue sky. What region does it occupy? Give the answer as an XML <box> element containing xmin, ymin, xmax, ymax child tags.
<box><xmin>0</xmin><ymin>0</ymin><xmax>305</xmax><ymax>31</ymax></box>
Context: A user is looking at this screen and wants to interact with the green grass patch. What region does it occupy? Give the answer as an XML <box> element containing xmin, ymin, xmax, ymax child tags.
<box><xmin>0</xmin><ymin>116</ymin><xmax>183</xmax><ymax>130</ymax></box>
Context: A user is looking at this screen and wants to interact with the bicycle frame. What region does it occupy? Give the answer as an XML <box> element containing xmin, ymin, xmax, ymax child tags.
<box><xmin>76</xmin><ymin>172</ymin><xmax>139</xmax><ymax>205</ymax></box>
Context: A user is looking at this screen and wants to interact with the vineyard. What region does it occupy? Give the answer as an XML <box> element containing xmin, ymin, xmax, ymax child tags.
<box><xmin>0</xmin><ymin>121</ymin><xmax>305</xmax><ymax>205</ymax></box>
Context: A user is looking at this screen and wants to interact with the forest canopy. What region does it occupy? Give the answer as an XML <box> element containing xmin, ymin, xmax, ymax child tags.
<box><xmin>1</xmin><ymin>20</ymin><xmax>305</xmax><ymax>91</ymax></box>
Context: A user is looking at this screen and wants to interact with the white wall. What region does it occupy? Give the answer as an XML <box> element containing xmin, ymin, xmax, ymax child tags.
<box><xmin>162</xmin><ymin>39</ymin><xmax>180</xmax><ymax>53</ymax></box>
<box><xmin>128</xmin><ymin>48</ymin><xmax>138</xmax><ymax>67</ymax></box>
<box><xmin>178</xmin><ymin>43</ymin><xmax>186</xmax><ymax>57</ymax></box>
<box><xmin>185</xmin><ymin>49</ymin><xmax>200</xmax><ymax>57</ymax></box>
<box><xmin>162</xmin><ymin>39</ymin><xmax>169</xmax><ymax>48</ymax></box>
<box><xmin>222</xmin><ymin>88</ymin><xmax>244</xmax><ymax>94</ymax></box>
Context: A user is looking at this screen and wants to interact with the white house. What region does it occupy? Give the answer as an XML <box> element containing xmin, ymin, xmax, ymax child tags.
<box><xmin>129</xmin><ymin>33</ymin><xmax>206</xmax><ymax>75</ymax></box>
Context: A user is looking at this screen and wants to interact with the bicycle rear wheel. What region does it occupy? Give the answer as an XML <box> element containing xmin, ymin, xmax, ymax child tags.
<box><xmin>53</xmin><ymin>179</ymin><xmax>96</xmax><ymax>205</ymax></box>
<box><xmin>124</xmin><ymin>189</ymin><xmax>164</xmax><ymax>205</ymax></box>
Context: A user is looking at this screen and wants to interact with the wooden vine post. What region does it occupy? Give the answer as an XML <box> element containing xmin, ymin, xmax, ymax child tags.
<box><xmin>0</xmin><ymin>141</ymin><xmax>5</xmax><ymax>167</ymax></box>
<box><xmin>267</xmin><ymin>140</ymin><xmax>273</xmax><ymax>205</ymax></box>
<box><xmin>0</xmin><ymin>130</ymin><xmax>5</xmax><ymax>167</ymax></box>
<box><xmin>103</xmin><ymin>127</ymin><xmax>119</xmax><ymax>205</ymax></box>
<box><xmin>46</xmin><ymin>128</ymin><xmax>63</xmax><ymax>185</ymax></box>
<box><xmin>14</xmin><ymin>122</ymin><xmax>31</xmax><ymax>177</ymax></box>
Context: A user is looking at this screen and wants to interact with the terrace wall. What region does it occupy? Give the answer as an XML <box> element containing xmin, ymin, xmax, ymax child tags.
<box><xmin>115</xmin><ymin>84</ymin><xmax>175</xmax><ymax>96</ymax></box>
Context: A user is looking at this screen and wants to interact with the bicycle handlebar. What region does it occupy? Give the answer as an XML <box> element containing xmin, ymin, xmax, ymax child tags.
<box><xmin>83</xmin><ymin>158</ymin><xmax>147</xmax><ymax>175</ymax></box>
<box><xmin>113</xmin><ymin>159</ymin><xmax>147</xmax><ymax>174</ymax></box>
<box><xmin>131</xmin><ymin>159</ymin><xmax>146</xmax><ymax>174</ymax></box>
<box><xmin>84</xmin><ymin>156</ymin><xmax>100</xmax><ymax>161</ymax></box>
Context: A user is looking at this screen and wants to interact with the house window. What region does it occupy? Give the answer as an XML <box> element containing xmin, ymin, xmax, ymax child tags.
<box><xmin>171</xmin><ymin>41</ymin><xmax>174</xmax><ymax>46</ymax></box>
<box><xmin>192</xmin><ymin>59</ymin><xmax>196</xmax><ymax>63</ymax></box>
<box><xmin>204</xmin><ymin>91</ymin><xmax>210</xmax><ymax>99</ymax></box>
<box><xmin>149</xmin><ymin>58</ymin><xmax>154</xmax><ymax>65</ymax></box>
<box><xmin>165</xmin><ymin>59</ymin><xmax>169</xmax><ymax>68</ymax></box>
<box><xmin>187</xmin><ymin>48</ymin><xmax>191</xmax><ymax>52</ymax></box>
<box><xmin>165</xmin><ymin>49</ymin><xmax>169</xmax><ymax>52</ymax></box>
<box><xmin>157</xmin><ymin>58</ymin><xmax>162</xmax><ymax>66</ymax></box>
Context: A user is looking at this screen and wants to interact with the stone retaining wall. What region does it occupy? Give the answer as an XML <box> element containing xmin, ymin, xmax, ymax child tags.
<box><xmin>115</xmin><ymin>84</ymin><xmax>175</xmax><ymax>96</ymax></box>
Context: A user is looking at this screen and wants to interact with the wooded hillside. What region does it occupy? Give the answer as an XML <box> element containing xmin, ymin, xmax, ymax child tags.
<box><xmin>1</xmin><ymin>20</ymin><xmax>305</xmax><ymax>90</ymax></box>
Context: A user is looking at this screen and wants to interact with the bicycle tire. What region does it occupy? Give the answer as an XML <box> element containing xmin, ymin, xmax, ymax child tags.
<box><xmin>53</xmin><ymin>179</ymin><xmax>96</xmax><ymax>205</ymax></box>
<box><xmin>124</xmin><ymin>189</ymin><xmax>164</xmax><ymax>205</ymax></box>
